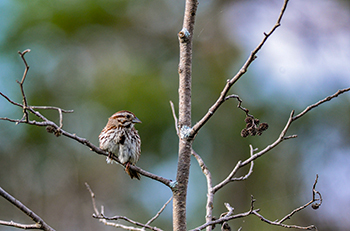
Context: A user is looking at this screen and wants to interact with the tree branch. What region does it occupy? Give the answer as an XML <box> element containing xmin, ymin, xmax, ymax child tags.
<box><xmin>85</xmin><ymin>183</ymin><xmax>164</xmax><ymax>231</ymax></box>
<box><xmin>212</xmin><ymin>145</ymin><xmax>255</xmax><ymax>194</ymax></box>
<box><xmin>190</xmin><ymin>0</ymin><xmax>290</xmax><ymax>138</ymax></box>
<box><xmin>251</xmin><ymin>175</ymin><xmax>320</xmax><ymax>230</ymax></box>
<box><xmin>192</xmin><ymin>175</ymin><xmax>320</xmax><ymax>231</ymax></box>
<box><xmin>174</xmin><ymin>0</ymin><xmax>199</xmax><ymax>230</ymax></box>
<box><xmin>17</xmin><ymin>49</ymin><xmax>31</xmax><ymax>123</ymax></box>
<box><xmin>0</xmin><ymin>220</ymin><xmax>41</xmax><ymax>230</ymax></box>
<box><xmin>191</xmin><ymin>149</ymin><xmax>214</xmax><ymax>231</ymax></box>
<box><xmin>0</xmin><ymin>186</ymin><xmax>55</xmax><ymax>231</ymax></box>
<box><xmin>170</xmin><ymin>100</ymin><xmax>179</xmax><ymax>135</ymax></box>
<box><xmin>292</xmin><ymin>87</ymin><xmax>350</xmax><ymax>121</ymax></box>
<box><xmin>145</xmin><ymin>196</ymin><xmax>173</xmax><ymax>227</ymax></box>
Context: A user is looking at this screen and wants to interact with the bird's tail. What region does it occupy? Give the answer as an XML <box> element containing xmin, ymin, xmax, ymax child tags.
<box><xmin>125</xmin><ymin>164</ymin><xmax>141</xmax><ymax>180</ymax></box>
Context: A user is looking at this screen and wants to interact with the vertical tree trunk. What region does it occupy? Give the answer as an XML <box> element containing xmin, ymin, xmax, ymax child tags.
<box><xmin>173</xmin><ymin>0</ymin><xmax>198</xmax><ymax>230</ymax></box>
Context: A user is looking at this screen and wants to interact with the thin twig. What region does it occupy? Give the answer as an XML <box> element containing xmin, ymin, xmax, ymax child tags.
<box><xmin>231</xmin><ymin>145</ymin><xmax>255</xmax><ymax>181</ymax></box>
<box><xmin>31</xmin><ymin>106</ymin><xmax>74</xmax><ymax>130</ymax></box>
<box><xmin>0</xmin><ymin>92</ymin><xmax>24</xmax><ymax>108</ymax></box>
<box><xmin>93</xmin><ymin>215</ymin><xmax>163</xmax><ymax>231</ymax></box>
<box><xmin>224</xmin><ymin>94</ymin><xmax>252</xmax><ymax>117</ymax></box>
<box><xmin>190</xmin><ymin>0</ymin><xmax>290</xmax><ymax>138</ymax></box>
<box><xmin>194</xmin><ymin>176</ymin><xmax>320</xmax><ymax>231</ymax></box>
<box><xmin>85</xmin><ymin>183</ymin><xmax>163</xmax><ymax>231</ymax></box>
<box><xmin>292</xmin><ymin>87</ymin><xmax>350</xmax><ymax>121</ymax></box>
<box><xmin>189</xmin><ymin>209</ymin><xmax>260</xmax><ymax>231</ymax></box>
<box><xmin>0</xmin><ymin>220</ymin><xmax>41</xmax><ymax>229</ymax></box>
<box><xmin>213</xmin><ymin>145</ymin><xmax>255</xmax><ymax>194</ymax></box>
<box><xmin>145</xmin><ymin>196</ymin><xmax>173</xmax><ymax>226</ymax></box>
<box><xmin>0</xmin><ymin>186</ymin><xmax>56</xmax><ymax>231</ymax></box>
<box><xmin>251</xmin><ymin>175</ymin><xmax>320</xmax><ymax>230</ymax></box>
<box><xmin>170</xmin><ymin>101</ymin><xmax>179</xmax><ymax>135</ymax></box>
<box><xmin>17</xmin><ymin>49</ymin><xmax>31</xmax><ymax>122</ymax></box>
<box><xmin>85</xmin><ymin>183</ymin><xmax>100</xmax><ymax>216</ymax></box>
<box><xmin>191</xmin><ymin>149</ymin><xmax>214</xmax><ymax>231</ymax></box>
<box><xmin>251</xmin><ymin>210</ymin><xmax>317</xmax><ymax>230</ymax></box>
<box><xmin>279</xmin><ymin>175</ymin><xmax>321</xmax><ymax>224</ymax></box>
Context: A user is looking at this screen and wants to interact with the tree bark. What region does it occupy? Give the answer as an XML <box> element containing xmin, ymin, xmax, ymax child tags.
<box><xmin>173</xmin><ymin>0</ymin><xmax>198</xmax><ymax>230</ymax></box>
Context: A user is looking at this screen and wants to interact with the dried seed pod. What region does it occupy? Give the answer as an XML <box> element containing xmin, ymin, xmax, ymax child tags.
<box><xmin>241</xmin><ymin>128</ymin><xmax>249</xmax><ymax>138</ymax></box>
<box><xmin>258</xmin><ymin>123</ymin><xmax>269</xmax><ymax>131</ymax></box>
<box><xmin>248</xmin><ymin>127</ymin><xmax>257</xmax><ymax>136</ymax></box>
<box><xmin>245</xmin><ymin>117</ymin><xmax>253</xmax><ymax>126</ymax></box>
<box><xmin>253</xmin><ymin>118</ymin><xmax>260</xmax><ymax>125</ymax></box>
<box><xmin>46</xmin><ymin>125</ymin><xmax>55</xmax><ymax>133</ymax></box>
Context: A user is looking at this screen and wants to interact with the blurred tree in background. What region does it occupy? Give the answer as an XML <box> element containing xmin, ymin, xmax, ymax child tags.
<box><xmin>1</xmin><ymin>0</ymin><xmax>350</xmax><ymax>230</ymax></box>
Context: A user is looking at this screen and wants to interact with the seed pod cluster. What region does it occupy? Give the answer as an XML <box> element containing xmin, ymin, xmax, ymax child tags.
<box><xmin>241</xmin><ymin>116</ymin><xmax>268</xmax><ymax>138</ymax></box>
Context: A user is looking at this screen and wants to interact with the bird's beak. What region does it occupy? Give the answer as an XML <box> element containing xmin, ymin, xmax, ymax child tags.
<box><xmin>133</xmin><ymin>117</ymin><xmax>142</xmax><ymax>123</ymax></box>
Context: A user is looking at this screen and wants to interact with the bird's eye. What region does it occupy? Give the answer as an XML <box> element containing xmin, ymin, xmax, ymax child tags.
<box><xmin>126</xmin><ymin>114</ymin><xmax>131</xmax><ymax>119</ymax></box>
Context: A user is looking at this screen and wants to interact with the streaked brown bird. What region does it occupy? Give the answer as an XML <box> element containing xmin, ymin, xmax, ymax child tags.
<box><xmin>99</xmin><ymin>110</ymin><xmax>142</xmax><ymax>180</ymax></box>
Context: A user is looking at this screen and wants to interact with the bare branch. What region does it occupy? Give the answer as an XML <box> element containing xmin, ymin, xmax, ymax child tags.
<box><xmin>251</xmin><ymin>175</ymin><xmax>320</xmax><ymax>230</ymax></box>
<box><xmin>279</xmin><ymin>175</ymin><xmax>322</xmax><ymax>223</ymax></box>
<box><xmin>213</xmin><ymin>145</ymin><xmax>255</xmax><ymax>194</ymax></box>
<box><xmin>145</xmin><ymin>196</ymin><xmax>173</xmax><ymax>226</ymax></box>
<box><xmin>175</xmin><ymin>0</ymin><xmax>199</xmax><ymax>229</ymax></box>
<box><xmin>0</xmin><ymin>186</ymin><xmax>55</xmax><ymax>231</ymax></box>
<box><xmin>224</xmin><ymin>94</ymin><xmax>252</xmax><ymax>117</ymax></box>
<box><xmin>194</xmin><ymin>176</ymin><xmax>320</xmax><ymax>231</ymax></box>
<box><xmin>61</xmin><ymin>129</ymin><xmax>172</xmax><ymax>187</ymax></box>
<box><xmin>16</xmin><ymin>49</ymin><xmax>31</xmax><ymax>122</ymax></box>
<box><xmin>170</xmin><ymin>101</ymin><xmax>179</xmax><ymax>135</ymax></box>
<box><xmin>93</xmin><ymin>214</ymin><xmax>163</xmax><ymax>231</ymax></box>
<box><xmin>189</xmin><ymin>208</ymin><xmax>259</xmax><ymax>231</ymax></box>
<box><xmin>85</xmin><ymin>183</ymin><xmax>100</xmax><ymax>216</ymax></box>
<box><xmin>191</xmin><ymin>149</ymin><xmax>214</xmax><ymax>231</ymax></box>
<box><xmin>86</xmin><ymin>183</ymin><xmax>163</xmax><ymax>231</ymax></box>
<box><xmin>292</xmin><ymin>87</ymin><xmax>350</xmax><ymax>121</ymax></box>
<box><xmin>190</xmin><ymin>0</ymin><xmax>290</xmax><ymax>138</ymax></box>
<box><xmin>0</xmin><ymin>92</ymin><xmax>24</xmax><ymax>108</ymax></box>
<box><xmin>251</xmin><ymin>210</ymin><xmax>317</xmax><ymax>230</ymax></box>
<box><xmin>231</xmin><ymin>145</ymin><xmax>255</xmax><ymax>181</ymax></box>
<box><xmin>0</xmin><ymin>220</ymin><xmax>41</xmax><ymax>229</ymax></box>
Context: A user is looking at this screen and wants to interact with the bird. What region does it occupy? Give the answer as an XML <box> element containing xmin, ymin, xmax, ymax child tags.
<box><xmin>99</xmin><ymin>110</ymin><xmax>142</xmax><ymax>180</ymax></box>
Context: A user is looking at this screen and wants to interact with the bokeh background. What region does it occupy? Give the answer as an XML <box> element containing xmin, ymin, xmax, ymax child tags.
<box><xmin>1</xmin><ymin>0</ymin><xmax>350</xmax><ymax>230</ymax></box>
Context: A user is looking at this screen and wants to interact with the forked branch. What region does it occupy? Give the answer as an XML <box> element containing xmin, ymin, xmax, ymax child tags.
<box><xmin>85</xmin><ymin>183</ymin><xmax>169</xmax><ymax>231</ymax></box>
<box><xmin>191</xmin><ymin>175</ymin><xmax>320</xmax><ymax>231</ymax></box>
<box><xmin>0</xmin><ymin>186</ymin><xmax>55</xmax><ymax>231</ymax></box>
<box><xmin>252</xmin><ymin>175</ymin><xmax>321</xmax><ymax>230</ymax></box>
